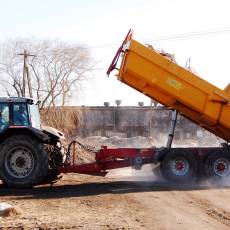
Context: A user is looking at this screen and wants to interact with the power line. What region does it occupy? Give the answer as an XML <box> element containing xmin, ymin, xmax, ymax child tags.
<box><xmin>144</xmin><ymin>27</ymin><xmax>230</xmax><ymax>43</ymax></box>
<box><xmin>19</xmin><ymin>27</ymin><xmax>230</xmax><ymax>57</ymax></box>
<box><xmin>84</xmin><ymin>27</ymin><xmax>230</xmax><ymax>52</ymax></box>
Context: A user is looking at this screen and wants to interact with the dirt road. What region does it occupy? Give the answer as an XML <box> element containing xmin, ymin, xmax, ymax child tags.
<box><xmin>0</xmin><ymin>168</ymin><xmax>230</xmax><ymax>230</ymax></box>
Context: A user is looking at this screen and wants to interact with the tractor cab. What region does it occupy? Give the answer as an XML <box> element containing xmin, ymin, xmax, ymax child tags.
<box><xmin>0</xmin><ymin>97</ymin><xmax>64</xmax><ymax>143</ymax></box>
<box><xmin>0</xmin><ymin>97</ymin><xmax>41</xmax><ymax>133</ymax></box>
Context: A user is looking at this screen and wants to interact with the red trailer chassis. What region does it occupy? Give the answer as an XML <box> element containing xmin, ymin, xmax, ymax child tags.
<box><xmin>59</xmin><ymin>146</ymin><xmax>156</xmax><ymax>176</ymax></box>
<box><xmin>59</xmin><ymin>145</ymin><xmax>218</xmax><ymax>177</ymax></box>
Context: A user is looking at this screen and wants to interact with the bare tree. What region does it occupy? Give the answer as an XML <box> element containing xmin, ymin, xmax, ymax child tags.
<box><xmin>0</xmin><ymin>38</ymin><xmax>93</xmax><ymax>110</ymax></box>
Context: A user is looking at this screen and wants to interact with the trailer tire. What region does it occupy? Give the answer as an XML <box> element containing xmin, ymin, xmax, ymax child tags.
<box><xmin>160</xmin><ymin>149</ymin><xmax>198</xmax><ymax>184</ymax></box>
<box><xmin>0</xmin><ymin>135</ymin><xmax>48</xmax><ymax>188</ymax></box>
<box><xmin>204</xmin><ymin>149</ymin><xmax>230</xmax><ymax>180</ymax></box>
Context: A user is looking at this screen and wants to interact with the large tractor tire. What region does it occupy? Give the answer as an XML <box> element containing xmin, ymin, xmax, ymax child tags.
<box><xmin>160</xmin><ymin>149</ymin><xmax>198</xmax><ymax>184</ymax></box>
<box><xmin>0</xmin><ymin>135</ymin><xmax>48</xmax><ymax>188</ymax></box>
<box><xmin>204</xmin><ymin>149</ymin><xmax>230</xmax><ymax>180</ymax></box>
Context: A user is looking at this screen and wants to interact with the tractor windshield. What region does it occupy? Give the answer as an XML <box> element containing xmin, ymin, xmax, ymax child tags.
<box><xmin>28</xmin><ymin>104</ymin><xmax>41</xmax><ymax>130</ymax></box>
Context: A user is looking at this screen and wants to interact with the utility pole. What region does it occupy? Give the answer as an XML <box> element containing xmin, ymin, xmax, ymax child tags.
<box><xmin>18</xmin><ymin>50</ymin><xmax>36</xmax><ymax>98</ymax></box>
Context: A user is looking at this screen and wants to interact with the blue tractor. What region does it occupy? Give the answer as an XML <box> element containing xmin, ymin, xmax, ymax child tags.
<box><xmin>0</xmin><ymin>97</ymin><xmax>65</xmax><ymax>188</ymax></box>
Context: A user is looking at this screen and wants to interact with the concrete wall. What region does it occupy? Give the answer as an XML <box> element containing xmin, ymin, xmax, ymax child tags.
<box><xmin>71</xmin><ymin>106</ymin><xmax>216</xmax><ymax>142</ymax></box>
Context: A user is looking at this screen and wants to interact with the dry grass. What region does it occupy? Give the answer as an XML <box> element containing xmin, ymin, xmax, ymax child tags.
<box><xmin>40</xmin><ymin>107</ymin><xmax>82</xmax><ymax>138</ymax></box>
<box><xmin>40</xmin><ymin>107</ymin><xmax>96</xmax><ymax>164</ymax></box>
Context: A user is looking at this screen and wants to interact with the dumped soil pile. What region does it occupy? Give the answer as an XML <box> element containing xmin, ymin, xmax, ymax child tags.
<box><xmin>72</xmin><ymin>144</ymin><xmax>96</xmax><ymax>164</ymax></box>
<box><xmin>77</xmin><ymin>135</ymin><xmax>219</xmax><ymax>150</ymax></box>
<box><xmin>78</xmin><ymin>136</ymin><xmax>157</xmax><ymax>149</ymax></box>
<box><xmin>70</xmin><ymin>136</ymin><xmax>157</xmax><ymax>164</ymax></box>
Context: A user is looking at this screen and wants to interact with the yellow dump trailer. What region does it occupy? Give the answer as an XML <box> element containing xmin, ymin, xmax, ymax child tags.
<box><xmin>107</xmin><ymin>30</ymin><xmax>230</xmax><ymax>142</ymax></box>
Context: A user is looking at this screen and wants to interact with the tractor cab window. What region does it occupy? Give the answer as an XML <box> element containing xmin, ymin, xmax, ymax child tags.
<box><xmin>13</xmin><ymin>104</ymin><xmax>29</xmax><ymax>126</ymax></box>
<box><xmin>28</xmin><ymin>103</ymin><xmax>41</xmax><ymax>130</ymax></box>
<box><xmin>0</xmin><ymin>104</ymin><xmax>9</xmax><ymax>132</ymax></box>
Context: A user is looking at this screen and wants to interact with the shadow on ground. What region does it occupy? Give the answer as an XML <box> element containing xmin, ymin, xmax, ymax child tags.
<box><xmin>1</xmin><ymin>180</ymin><xmax>229</xmax><ymax>199</ymax></box>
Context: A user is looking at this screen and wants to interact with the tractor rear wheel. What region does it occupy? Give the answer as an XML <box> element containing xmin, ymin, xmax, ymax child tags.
<box><xmin>160</xmin><ymin>149</ymin><xmax>198</xmax><ymax>184</ymax></box>
<box><xmin>0</xmin><ymin>135</ymin><xmax>48</xmax><ymax>188</ymax></box>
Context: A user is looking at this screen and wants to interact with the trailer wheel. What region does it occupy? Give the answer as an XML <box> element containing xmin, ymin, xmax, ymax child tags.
<box><xmin>0</xmin><ymin>135</ymin><xmax>48</xmax><ymax>188</ymax></box>
<box><xmin>204</xmin><ymin>149</ymin><xmax>230</xmax><ymax>180</ymax></box>
<box><xmin>160</xmin><ymin>149</ymin><xmax>198</xmax><ymax>184</ymax></box>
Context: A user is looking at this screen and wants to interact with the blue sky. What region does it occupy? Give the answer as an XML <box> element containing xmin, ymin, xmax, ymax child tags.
<box><xmin>1</xmin><ymin>0</ymin><xmax>230</xmax><ymax>105</ymax></box>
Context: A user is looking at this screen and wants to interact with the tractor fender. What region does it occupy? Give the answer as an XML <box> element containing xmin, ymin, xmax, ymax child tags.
<box><xmin>42</xmin><ymin>126</ymin><xmax>65</xmax><ymax>141</ymax></box>
<box><xmin>0</xmin><ymin>127</ymin><xmax>50</xmax><ymax>144</ymax></box>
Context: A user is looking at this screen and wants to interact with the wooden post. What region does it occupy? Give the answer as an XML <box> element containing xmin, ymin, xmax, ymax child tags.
<box><xmin>18</xmin><ymin>50</ymin><xmax>36</xmax><ymax>98</ymax></box>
